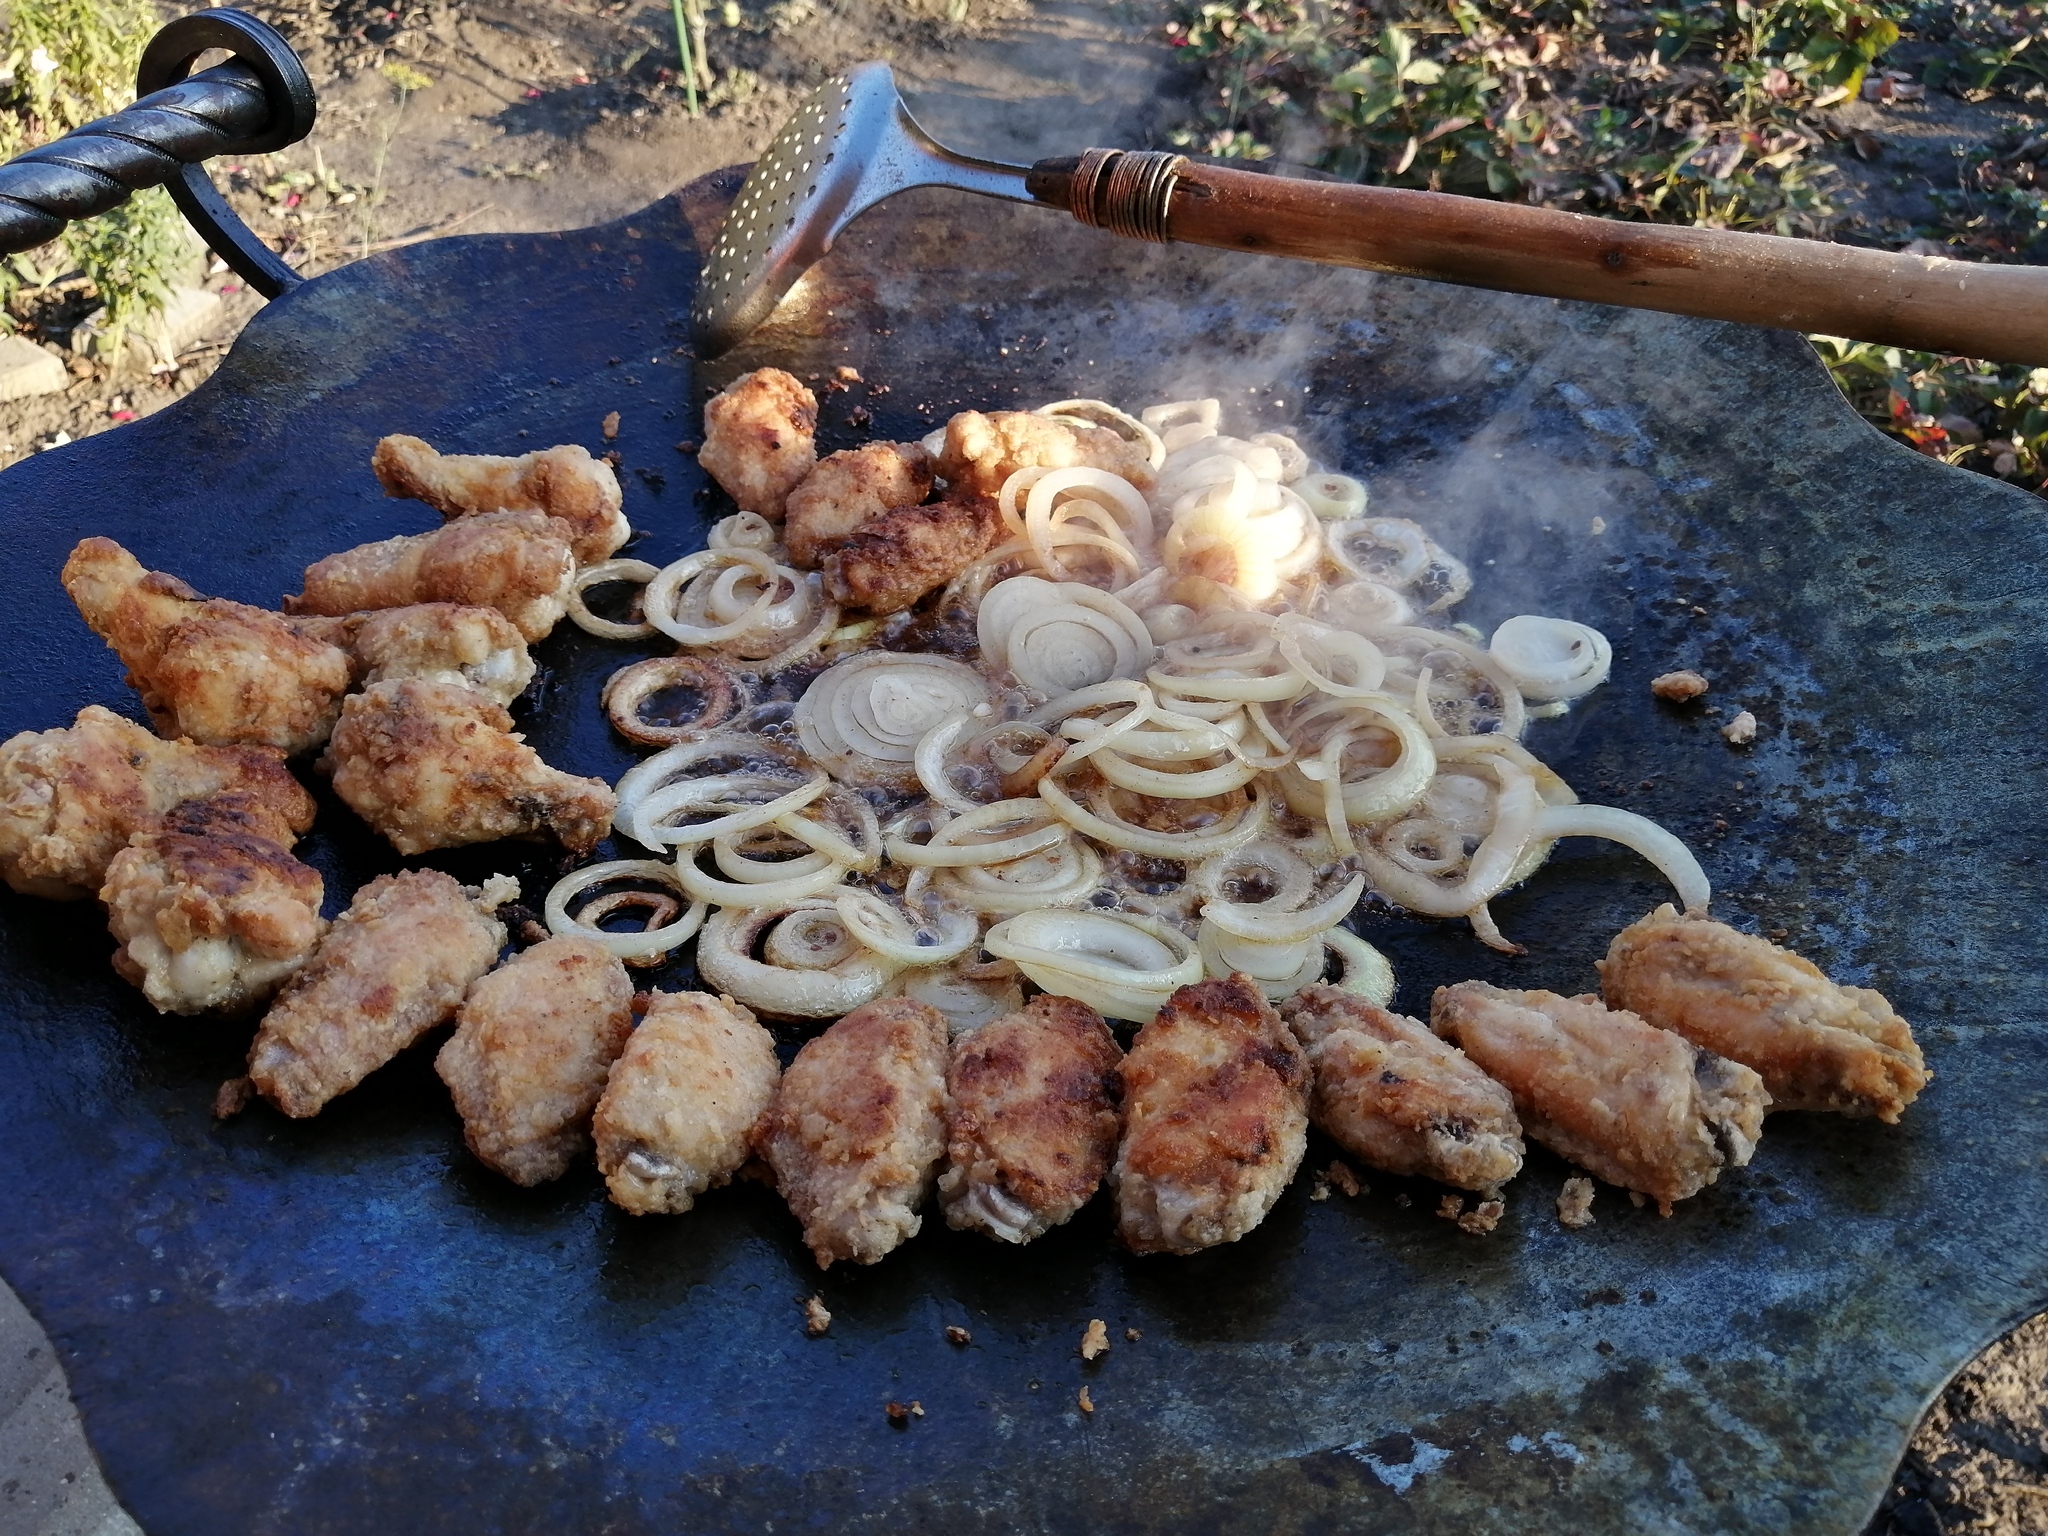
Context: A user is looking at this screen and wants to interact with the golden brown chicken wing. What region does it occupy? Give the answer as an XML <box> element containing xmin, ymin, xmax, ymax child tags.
<box><xmin>435</xmin><ymin>935</ymin><xmax>634</xmax><ymax>1184</ymax></box>
<box><xmin>1598</xmin><ymin>904</ymin><xmax>1927</xmax><ymax>1122</ymax></box>
<box><xmin>299</xmin><ymin>603</ymin><xmax>534</xmax><ymax>707</ymax></box>
<box><xmin>62</xmin><ymin>538</ymin><xmax>355</xmax><ymax>755</ymax></box>
<box><xmin>371</xmin><ymin>435</ymin><xmax>629</xmax><ymax>566</ymax></box>
<box><xmin>821</xmin><ymin>494</ymin><xmax>1006</xmax><ymax>616</ymax></box>
<box><xmin>699</xmin><ymin>368</ymin><xmax>818</xmax><ymax>519</ymax></box>
<box><xmin>938</xmin><ymin>995</ymin><xmax>1123</xmax><ymax>1244</ymax></box>
<box><xmin>593</xmin><ymin>989</ymin><xmax>780</xmax><ymax>1214</ymax></box>
<box><xmin>1282</xmin><ymin>984</ymin><xmax>1524</xmax><ymax>1193</ymax></box>
<box><xmin>285</xmin><ymin>510</ymin><xmax>576</xmax><ymax>642</ymax></box>
<box><xmin>247</xmin><ymin>869</ymin><xmax>515</xmax><ymax>1118</ymax></box>
<box><xmin>0</xmin><ymin>706</ymin><xmax>313</xmax><ymax>900</ymax></box>
<box><xmin>1431</xmin><ymin>980</ymin><xmax>1768</xmax><ymax>1214</ymax></box>
<box><xmin>1113</xmin><ymin>972</ymin><xmax>1309</xmax><ymax>1256</ymax></box>
<box><xmin>937</xmin><ymin>410</ymin><xmax>1157</xmax><ymax>499</ymax></box>
<box><xmin>101</xmin><ymin>794</ymin><xmax>325</xmax><ymax>1016</ymax></box>
<box><xmin>323</xmin><ymin>678</ymin><xmax>615</xmax><ymax>856</ymax></box>
<box><xmin>783</xmin><ymin>442</ymin><xmax>933</xmax><ymax>568</ymax></box>
<box><xmin>756</xmin><ymin>996</ymin><xmax>949</xmax><ymax>1268</ymax></box>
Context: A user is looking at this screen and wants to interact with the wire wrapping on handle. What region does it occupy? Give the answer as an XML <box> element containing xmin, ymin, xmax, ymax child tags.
<box><xmin>1068</xmin><ymin>148</ymin><xmax>1188</xmax><ymax>244</ymax></box>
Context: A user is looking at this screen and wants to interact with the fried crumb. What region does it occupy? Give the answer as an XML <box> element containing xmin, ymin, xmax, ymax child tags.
<box><xmin>1309</xmin><ymin>1175</ymin><xmax>1331</xmax><ymax>1202</ymax></box>
<box><xmin>911</xmin><ymin>1401</ymin><xmax>924</xmax><ymax>1417</ymax></box>
<box><xmin>1557</xmin><ymin>1176</ymin><xmax>1596</xmax><ymax>1229</ymax></box>
<box><xmin>675</xmin><ymin>440</ymin><xmax>697</xmax><ymax>454</ymax></box>
<box><xmin>1457</xmin><ymin>1198</ymin><xmax>1506</xmax><ymax>1235</ymax></box>
<box><xmin>1651</xmin><ymin>669</ymin><xmax>1709</xmax><ymax>702</ymax></box>
<box><xmin>835</xmin><ymin>365</ymin><xmax>862</xmax><ymax>383</ymax></box>
<box><xmin>602</xmin><ymin>411</ymin><xmax>620</xmax><ymax>441</ymax></box>
<box><xmin>1437</xmin><ymin>1194</ymin><xmax>1465</xmax><ymax>1222</ymax></box>
<box><xmin>802</xmin><ymin>1295</ymin><xmax>832</xmax><ymax>1337</ymax></box>
<box><xmin>1125</xmin><ymin>1328</ymin><xmax>1142</xmax><ymax>1343</ymax></box>
<box><xmin>213</xmin><ymin>1075</ymin><xmax>255</xmax><ymax>1119</ymax></box>
<box><xmin>1629</xmin><ymin>1189</ymin><xmax>1648</xmax><ymax>1208</ymax></box>
<box><xmin>885</xmin><ymin>1400</ymin><xmax>913</xmax><ymax>1424</ymax></box>
<box><xmin>1722</xmin><ymin>710</ymin><xmax>1758</xmax><ymax>745</ymax></box>
<box><xmin>1077</xmin><ymin>1386</ymin><xmax>1095</xmax><ymax>1415</ymax></box>
<box><xmin>1080</xmin><ymin>1319</ymin><xmax>1109</xmax><ymax>1361</ymax></box>
<box><xmin>1589</xmin><ymin>516</ymin><xmax>1607</xmax><ymax>534</ymax></box>
<box><xmin>1327</xmin><ymin>1160</ymin><xmax>1362</xmax><ymax>1198</ymax></box>
<box><xmin>946</xmin><ymin>1325</ymin><xmax>972</xmax><ymax>1346</ymax></box>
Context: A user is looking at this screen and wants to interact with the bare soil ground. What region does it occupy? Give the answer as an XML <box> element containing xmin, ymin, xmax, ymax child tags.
<box><xmin>0</xmin><ymin>1</ymin><xmax>2040</xmax><ymax>1532</ymax></box>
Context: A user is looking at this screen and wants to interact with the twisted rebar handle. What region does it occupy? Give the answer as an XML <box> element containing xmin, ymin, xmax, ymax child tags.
<box><xmin>0</xmin><ymin>11</ymin><xmax>314</xmax><ymax>297</ymax></box>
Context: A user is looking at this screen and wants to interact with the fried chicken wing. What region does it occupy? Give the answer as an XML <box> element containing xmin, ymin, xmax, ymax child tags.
<box><xmin>323</xmin><ymin>678</ymin><xmax>614</xmax><ymax>856</ymax></box>
<box><xmin>698</xmin><ymin>368</ymin><xmax>818</xmax><ymax>519</ymax></box>
<box><xmin>938</xmin><ymin>995</ymin><xmax>1123</xmax><ymax>1244</ymax></box>
<box><xmin>286</xmin><ymin>510</ymin><xmax>576</xmax><ymax>642</ymax></box>
<box><xmin>62</xmin><ymin>538</ymin><xmax>355</xmax><ymax>755</ymax></box>
<box><xmin>1113</xmin><ymin>972</ymin><xmax>1309</xmax><ymax>1255</ymax></box>
<box><xmin>783</xmin><ymin>443</ymin><xmax>934</xmax><ymax>568</ymax></box>
<box><xmin>1431</xmin><ymin>980</ymin><xmax>1768</xmax><ymax>1213</ymax></box>
<box><xmin>301</xmin><ymin>603</ymin><xmax>534</xmax><ymax>706</ymax></box>
<box><xmin>822</xmin><ymin>494</ymin><xmax>1005</xmax><ymax>616</ymax></box>
<box><xmin>937</xmin><ymin>410</ymin><xmax>1158</xmax><ymax>499</ymax></box>
<box><xmin>756</xmin><ymin>996</ymin><xmax>949</xmax><ymax>1268</ymax></box>
<box><xmin>593</xmin><ymin>989</ymin><xmax>780</xmax><ymax>1214</ymax></box>
<box><xmin>434</xmin><ymin>935</ymin><xmax>634</xmax><ymax>1185</ymax></box>
<box><xmin>0</xmin><ymin>706</ymin><xmax>313</xmax><ymax>899</ymax></box>
<box><xmin>101</xmin><ymin>794</ymin><xmax>326</xmax><ymax>1015</ymax></box>
<box><xmin>1282</xmin><ymin>984</ymin><xmax>1524</xmax><ymax>1193</ymax></box>
<box><xmin>247</xmin><ymin>869</ymin><xmax>515</xmax><ymax>1117</ymax></box>
<box><xmin>1598</xmin><ymin>904</ymin><xmax>1927</xmax><ymax>1122</ymax></box>
<box><xmin>372</xmin><ymin>435</ymin><xmax>629</xmax><ymax>565</ymax></box>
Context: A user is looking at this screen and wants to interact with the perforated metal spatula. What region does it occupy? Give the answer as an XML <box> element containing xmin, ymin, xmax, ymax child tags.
<box><xmin>694</xmin><ymin>63</ymin><xmax>2048</xmax><ymax>365</ymax></box>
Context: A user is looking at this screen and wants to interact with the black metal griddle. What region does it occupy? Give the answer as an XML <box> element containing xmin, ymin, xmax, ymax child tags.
<box><xmin>0</xmin><ymin>168</ymin><xmax>2044</xmax><ymax>1536</ymax></box>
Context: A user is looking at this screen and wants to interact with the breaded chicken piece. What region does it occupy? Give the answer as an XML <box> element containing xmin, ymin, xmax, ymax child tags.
<box><xmin>323</xmin><ymin>678</ymin><xmax>614</xmax><ymax>856</ymax></box>
<box><xmin>1113</xmin><ymin>972</ymin><xmax>1309</xmax><ymax>1256</ymax></box>
<box><xmin>1599</xmin><ymin>904</ymin><xmax>1927</xmax><ymax>1122</ymax></box>
<box><xmin>593</xmin><ymin>990</ymin><xmax>780</xmax><ymax>1214</ymax></box>
<box><xmin>822</xmin><ymin>494</ymin><xmax>1006</xmax><ymax>616</ymax></box>
<box><xmin>783</xmin><ymin>442</ymin><xmax>933</xmax><ymax>568</ymax></box>
<box><xmin>1283</xmin><ymin>984</ymin><xmax>1524</xmax><ymax>1192</ymax></box>
<box><xmin>101</xmin><ymin>794</ymin><xmax>326</xmax><ymax>1016</ymax></box>
<box><xmin>0</xmin><ymin>706</ymin><xmax>313</xmax><ymax>899</ymax></box>
<box><xmin>1431</xmin><ymin>980</ymin><xmax>1768</xmax><ymax>1214</ymax></box>
<box><xmin>285</xmin><ymin>510</ymin><xmax>576</xmax><ymax>642</ymax></box>
<box><xmin>372</xmin><ymin>435</ymin><xmax>629</xmax><ymax>566</ymax></box>
<box><xmin>435</xmin><ymin>936</ymin><xmax>634</xmax><ymax>1184</ymax></box>
<box><xmin>938</xmin><ymin>995</ymin><xmax>1123</xmax><ymax>1244</ymax></box>
<box><xmin>63</xmin><ymin>538</ymin><xmax>355</xmax><ymax>755</ymax></box>
<box><xmin>698</xmin><ymin>368</ymin><xmax>818</xmax><ymax>519</ymax></box>
<box><xmin>937</xmin><ymin>410</ymin><xmax>1158</xmax><ymax>499</ymax></box>
<box><xmin>247</xmin><ymin>869</ymin><xmax>515</xmax><ymax>1118</ymax></box>
<box><xmin>296</xmin><ymin>603</ymin><xmax>534</xmax><ymax>707</ymax></box>
<box><xmin>756</xmin><ymin>996</ymin><xmax>949</xmax><ymax>1268</ymax></box>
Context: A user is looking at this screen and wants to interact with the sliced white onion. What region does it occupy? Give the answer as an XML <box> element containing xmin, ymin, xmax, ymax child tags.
<box><xmin>1299</xmin><ymin>474</ymin><xmax>1368</xmax><ymax>520</ymax></box>
<box><xmin>1035</xmin><ymin>399</ymin><xmax>1167</xmax><ymax>471</ymax></box>
<box><xmin>834</xmin><ymin>890</ymin><xmax>979</xmax><ymax>966</ymax></box>
<box><xmin>567</xmin><ymin>559</ymin><xmax>659</xmax><ymax>639</ymax></box>
<box><xmin>1324</xmin><ymin>927</ymin><xmax>1396</xmax><ymax>1006</ymax></box>
<box><xmin>984</xmin><ymin>909</ymin><xmax>1202</xmax><ymax>1023</ymax></box>
<box><xmin>1489</xmin><ymin>615</ymin><xmax>1614</xmax><ymax>702</ymax></box>
<box><xmin>896</xmin><ymin>958</ymin><xmax>1024</xmax><ymax>1037</ymax></box>
<box><xmin>978</xmin><ymin>576</ymin><xmax>1155</xmax><ymax>696</ymax></box>
<box><xmin>794</xmin><ymin>652</ymin><xmax>992</xmax><ymax>784</ymax></box>
<box><xmin>542</xmin><ymin>859</ymin><xmax>707</xmax><ymax>959</ymax></box>
<box><xmin>695</xmin><ymin>901</ymin><xmax>902</xmax><ymax>1018</ymax></box>
<box><xmin>1323</xmin><ymin>580</ymin><xmax>1414</xmax><ymax>633</ymax></box>
<box><xmin>1532</xmin><ymin>804</ymin><xmax>1711</xmax><ymax>912</ymax></box>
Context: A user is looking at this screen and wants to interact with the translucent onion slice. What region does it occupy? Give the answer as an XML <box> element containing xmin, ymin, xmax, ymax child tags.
<box><xmin>984</xmin><ymin>909</ymin><xmax>1202</xmax><ymax>1023</ymax></box>
<box><xmin>675</xmin><ymin>842</ymin><xmax>850</xmax><ymax>906</ymax></box>
<box><xmin>1276</xmin><ymin>614</ymin><xmax>1387</xmax><ymax>698</ymax></box>
<box><xmin>1025</xmin><ymin>466</ymin><xmax>1155</xmax><ymax>546</ymax></box>
<box><xmin>1201</xmin><ymin>871</ymin><xmax>1366</xmax><ymax>944</ymax></box>
<box><xmin>886</xmin><ymin>800</ymin><xmax>1067</xmax><ymax>868</ymax></box>
<box><xmin>601</xmin><ymin>654</ymin><xmax>746</xmax><ymax>745</ymax></box>
<box><xmin>1352</xmin><ymin>746</ymin><xmax>1540</xmax><ymax>916</ymax></box>
<box><xmin>1249</xmin><ymin>432</ymin><xmax>1311</xmax><ymax>484</ymax></box>
<box><xmin>644</xmin><ymin>548</ymin><xmax>780</xmax><ymax>644</ymax></box>
<box><xmin>1036</xmin><ymin>398</ymin><xmax>1168</xmax><ymax>470</ymax></box>
<box><xmin>707</xmin><ymin>511</ymin><xmax>778</xmax><ymax>550</ymax></box>
<box><xmin>628</xmin><ymin>770</ymin><xmax>827</xmax><ymax>850</ymax></box>
<box><xmin>934</xmin><ymin>837</ymin><xmax>1103</xmax><ymax>915</ymax></box>
<box><xmin>895</xmin><ymin>958</ymin><xmax>1024</xmax><ymax>1037</ymax></box>
<box><xmin>1140</xmin><ymin>398</ymin><xmax>1221</xmax><ymax>434</ymax></box>
<box><xmin>610</xmin><ymin>732</ymin><xmax>805</xmax><ymax>837</ymax></box>
<box><xmin>543</xmin><ymin>859</ymin><xmax>707</xmax><ymax>960</ymax></box>
<box><xmin>1090</xmin><ymin>748</ymin><xmax>1260</xmax><ymax>800</ymax></box>
<box><xmin>1531</xmin><ymin>804</ymin><xmax>1712</xmax><ymax>912</ymax></box>
<box><xmin>696</xmin><ymin>901</ymin><xmax>903</xmax><ymax>1018</ymax></box>
<box><xmin>1489</xmin><ymin>615</ymin><xmax>1614</xmax><ymax>702</ymax></box>
<box><xmin>834</xmin><ymin>890</ymin><xmax>979</xmax><ymax>966</ymax></box>
<box><xmin>1040</xmin><ymin>775</ymin><xmax>1268</xmax><ymax>861</ymax></box>
<box><xmin>1197</xmin><ymin>919</ymin><xmax>1326</xmax><ymax>998</ymax></box>
<box><xmin>1324</xmin><ymin>580</ymin><xmax>1414</xmax><ymax>632</ymax></box>
<box><xmin>1324</xmin><ymin>927</ymin><xmax>1396</xmax><ymax>1006</ymax></box>
<box><xmin>568</xmin><ymin>559</ymin><xmax>659</xmax><ymax>640</ymax></box>
<box><xmin>1298</xmin><ymin>474</ymin><xmax>1368</xmax><ymax>520</ymax></box>
<box><xmin>978</xmin><ymin>576</ymin><xmax>1155</xmax><ymax>695</ymax></box>
<box><xmin>794</xmin><ymin>652</ymin><xmax>992</xmax><ymax>785</ymax></box>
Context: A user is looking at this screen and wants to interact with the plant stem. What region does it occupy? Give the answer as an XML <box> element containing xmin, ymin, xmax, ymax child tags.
<box><xmin>688</xmin><ymin>0</ymin><xmax>711</xmax><ymax>99</ymax></box>
<box><xmin>672</xmin><ymin>0</ymin><xmax>699</xmax><ymax>115</ymax></box>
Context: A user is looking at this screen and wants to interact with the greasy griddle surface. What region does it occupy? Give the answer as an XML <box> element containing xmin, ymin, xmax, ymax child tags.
<box><xmin>0</xmin><ymin>169</ymin><xmax>2042</xmax><ymax>1535</ymax></box>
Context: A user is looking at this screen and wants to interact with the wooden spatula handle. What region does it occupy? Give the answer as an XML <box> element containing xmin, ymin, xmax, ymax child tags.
<box><xmin>1027</xmin><ymin>153</ymin><xmax>2048</xmax><ymax>365</ymax></box>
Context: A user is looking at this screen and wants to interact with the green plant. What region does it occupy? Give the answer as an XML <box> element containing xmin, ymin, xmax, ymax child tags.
<box><xmin>0</xmin><ymin>0</ymin><xmax>192</xmax><ymax>352</ymax></box>
<box><xmin>1814</xmin><ymin>337</ymin><xmax>2048</xmax><ymax>494</ymax></box>
<box><xmin>358</xmin><ymin>61</ymin><xmax>434</xmax><ymax>258</ymax></box>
